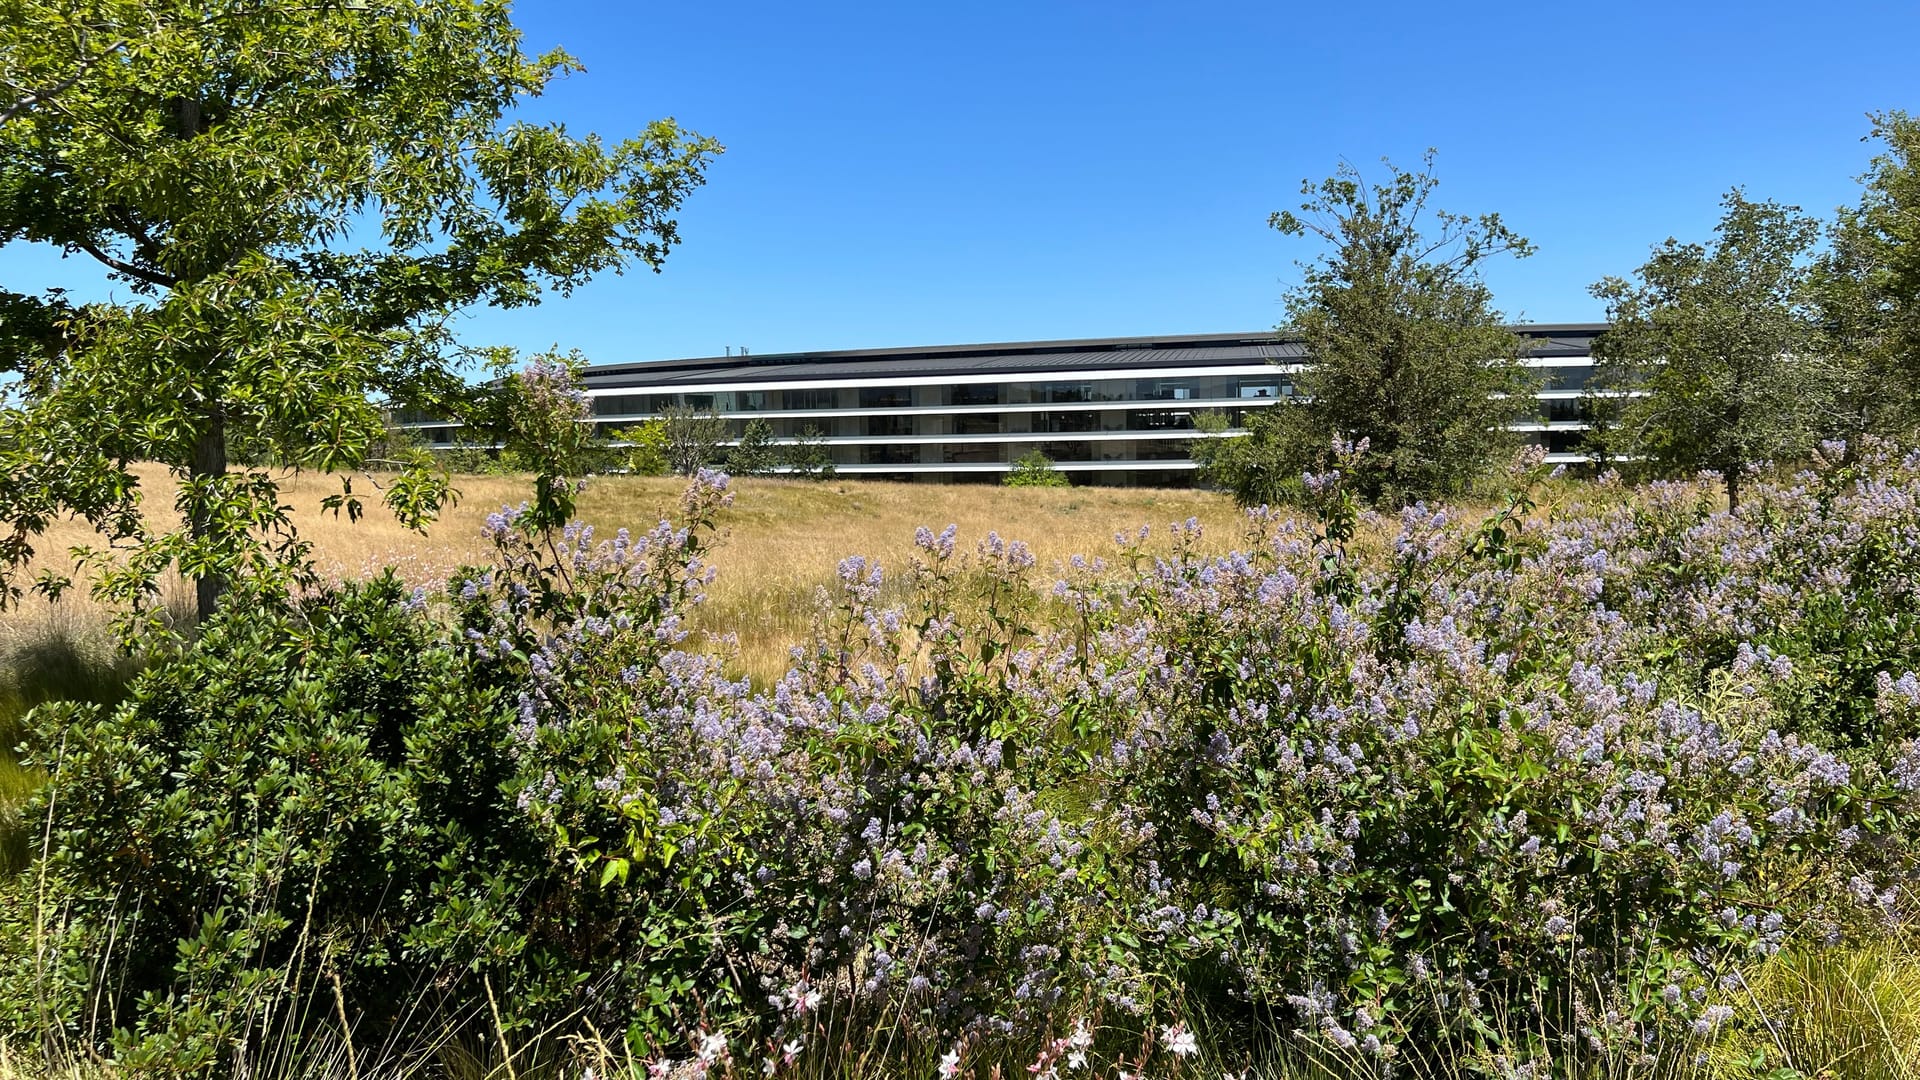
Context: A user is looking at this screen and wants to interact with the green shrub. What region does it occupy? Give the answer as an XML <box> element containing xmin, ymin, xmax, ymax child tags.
<box><xmin>613</xmin><ymin>420</ymin><xmax>671</xmax><ymax>475</ymax></box>
<box><xmin>2</xmin><ymin>576</ymin><xmax>553</xmax><ymax>1071</ymax></box>
<box><xmin>0</xmin><ymin>620</ymin><xmax>144</xmax><ymax>877</ymax></box>
<box><xmin>1004</xmin><ymin>450</ymin><xmax>1069</xmax><ymax>488</ymax></box>
<box><xmin>15</xmin><ymin>436</ymin><xmax>1920</xmax><ymax>1078</ymax></box>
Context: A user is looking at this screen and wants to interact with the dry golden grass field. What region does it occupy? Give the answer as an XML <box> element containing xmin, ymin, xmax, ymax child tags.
<box><xmin>2</xmin><ymin>465</ymin><xmax>1249</xmax><ymax>683</ymax></box>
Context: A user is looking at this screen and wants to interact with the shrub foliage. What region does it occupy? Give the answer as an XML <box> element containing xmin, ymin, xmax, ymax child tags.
<box><xmin>11</xmin><ymin>438</ymin><xmax>1920</xmax><ymax>1075</ymax></box>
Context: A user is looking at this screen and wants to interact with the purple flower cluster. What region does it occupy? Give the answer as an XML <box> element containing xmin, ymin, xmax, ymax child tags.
<box><xmin>435</xmin><ymin>436</ymin><xmax>1920</xmax><ymax>1063</ymax></box>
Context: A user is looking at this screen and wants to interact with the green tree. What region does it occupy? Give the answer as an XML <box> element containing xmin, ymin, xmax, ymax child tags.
<box><xmin>1822</xmin><ymin>110</ymin><xmax>1920</xmax><ymax>435</ymax></box>
<box><xmin>0</xmin><ymin>0</ymin><xmax>720</xmax><ymax>623</ymax></box>
<box><xmin>725</xmin><ymin>417</ymin><xmax>777</xmax><ymax>476</ymax></box>
<box><xmin>616</xmin><ymin>419</ymin><xmax>672</xmax><ymax>476</ymax></box>
<box><xmin>660</xmin><ymin>406</ymin><xmax>726</xmax><ymax>476</ymax></box>
<box><xmin>1211</xmin><ymin>151</ymin><xmax>1537</xmax><ymax>506</ymax></box>
<box><xmin>780</xmin><ymin>424</ymin><xmax>836</xmax><ymax>480</ymax></box>
<box><xmin>1591</xmin><ymin>191</ymin><xmax>1846</xmax><ymax>509</ymax></box>
<box><xmin>1193</xmin><ymin>407</ymin><xmax>1301</xmax><ymax>506</ymax></box>
<box><xmin>1003</xmin><ymin>449</ymin><xmax>1070</xmax><ymax>488</ymax></box>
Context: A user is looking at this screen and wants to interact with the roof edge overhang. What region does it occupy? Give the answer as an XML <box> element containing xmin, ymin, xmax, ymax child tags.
<box><xmin>585</xmin><ymin>323</ymin><xmax>1609</xmax><ymax>379</ymax></box>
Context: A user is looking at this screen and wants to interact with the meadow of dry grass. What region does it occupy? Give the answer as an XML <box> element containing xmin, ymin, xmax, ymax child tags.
<box><xmin>2</xmin><ymin>464</ymin><xmax>1247</xmax><ymax>684</ymax></box>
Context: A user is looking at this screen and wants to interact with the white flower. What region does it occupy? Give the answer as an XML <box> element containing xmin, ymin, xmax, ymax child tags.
<box><xmin>762</xmin><ymin>1059</ymin><xmax>776</xmax><ymax>1076</ymax></box>
<box><xmin>788</xmin><ymin>982</ymin><xmax>822</xmax><ymax>1014</ymax></box>
<box><xmin>1067</xmin><ymin>1021</ymin><xmax>1093</xmax><ymax>1050</ymax></box>
<box><xmin>646</xmin><ymin>1060</ymin><xmax>672</xmax><ymax>1079</ymax></box>
<box><xmin>1067</xmin><ymin>1049</ymin><xmax>1088</xmax><ymax>1070</ymax></box>
<box><xmin>938</xmin><ymin>1049</ymin><xmax>962</xmax><ymax>1078</ymax></box>
<box><xmin>697</xmin><ymin>1032</ymin><xmax>728</xmax><ymax>1063</ymax></box>
<box><xmin>783</xmin><ymin>1039</ymin><xmax>804</xmax><ymax>1058</ymax></box>
<box><xmin>1161</xmin><ymin>1023</ymin><xmax>1197</xmax><ymax>1057</ymax></box>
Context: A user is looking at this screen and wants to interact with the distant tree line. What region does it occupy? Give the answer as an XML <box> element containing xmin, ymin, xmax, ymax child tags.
<box><xmin>1201</xmin><ymin>111</ymin><xmax>1920</xmax><ymax>509</ymax></box>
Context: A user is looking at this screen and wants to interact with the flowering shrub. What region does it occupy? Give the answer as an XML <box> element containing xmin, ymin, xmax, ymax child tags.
<box><xmin>11</xmin><ymin>431</ymin><xmax>1920</xmax><ymax>1075</ymax></box>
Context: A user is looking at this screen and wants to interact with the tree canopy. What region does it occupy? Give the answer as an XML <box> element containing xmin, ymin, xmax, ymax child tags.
<box><xmin>0</xmin><ymin>0</ymin><xmax>720</xmax><ymax>624</ymax></box>
<box><xmin>1821</xmin><ymin>110</ymin><xmax>1920</xmax><ymax>435</ymax></box>
<box><xmin>1199</xmin><ymin>151</ymin><xmax>1538</xmax><ymax>506</ymax></box>
<box><xmin>1590</xmin><ymin>191</ymin><xmax>1843</xmax><ymax>508</ymax></box>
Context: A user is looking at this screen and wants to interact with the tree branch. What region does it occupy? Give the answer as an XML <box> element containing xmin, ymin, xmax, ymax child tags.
<box><xmin>0</xmin><ymin>35</ymin><xmax>130</xmax><ymax>127</ymax></box>
<box><xmin>74</xmin><ymin>238</ymin><xmax>178</xmax><ymax>288</ymax></box>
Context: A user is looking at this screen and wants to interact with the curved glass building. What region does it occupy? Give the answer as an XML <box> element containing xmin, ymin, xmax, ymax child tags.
<box><xmin>403</xmin><ymin>324</ymin><xmax>1606</xmax><ymax>485</ymax></box>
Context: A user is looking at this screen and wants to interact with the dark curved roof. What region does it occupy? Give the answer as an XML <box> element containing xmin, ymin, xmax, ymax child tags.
<box><xmin>580</xmin><ymin>324</ymin><xmax>1606</xmax><ymax>390</ymax></box>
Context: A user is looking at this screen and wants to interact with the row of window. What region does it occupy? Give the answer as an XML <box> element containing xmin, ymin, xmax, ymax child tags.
<box><xmin>416</xmin><ymin>403</ymin><xmax>1589</xmax><ymax>445</ymax></box>
<box><xmin>588</xmin><ymin>375</ymin><xmax>1295</xmax><ymax>417</ymax></box>
<box><xmin>586</xmin><ymin>368</ymin><xmax>1595</xmax><ymax>418</ymax></box>
<box><xmin>859</xmin><ymin>440</ymin><xmax>1203</xmax><ymax>466</ymax></box>
<box><xmin>575</xmin><ymin>400</ymin><xmax>1591</xmax><ymax>441</ymax></box>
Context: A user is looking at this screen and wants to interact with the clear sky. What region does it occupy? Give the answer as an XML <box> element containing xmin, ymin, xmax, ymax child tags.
<box><xmin>6</xmin><ymin>0</ymin><xmax>1918</xmax><ymax>364</ymax></box>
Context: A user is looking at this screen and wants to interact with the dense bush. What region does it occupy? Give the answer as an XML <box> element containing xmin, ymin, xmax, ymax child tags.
<box><xmin>1004</xmin><ymin>450</ymin><xmax>1071</xmax><ymax>487</ymax></box>
<box><xmin>1</xmin><ymin>576</ymin><xmax>542</xmax><ymax>1069</ymax></box>
<box><xmin>10</xmin><ymin>440</ymin><xmax>1920</xmax><ymax>1075</ymax></box>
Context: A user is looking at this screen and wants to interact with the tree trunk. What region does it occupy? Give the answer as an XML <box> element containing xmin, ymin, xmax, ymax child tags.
<box><xmin>1725</xmin><ymin>467</ymin><xmax>1741</xmax><ymax>513</ymax></box>
<box><xmin>190</xmin><ymin>404</ymin><xmax>227</xmax><ymax>621</ymax></box>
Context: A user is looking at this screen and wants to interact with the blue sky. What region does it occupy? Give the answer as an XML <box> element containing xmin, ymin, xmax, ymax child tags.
<box><xmin>7</xmin><ymin>1</ymin><xmax>1917</xmax><ymax>363</ymax></box>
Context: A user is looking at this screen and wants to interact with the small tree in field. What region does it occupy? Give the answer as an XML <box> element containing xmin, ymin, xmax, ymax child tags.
<box><xmin>616</xmin><ymin>421</ymin><xmax>672</xmax><ymax>476</ymax></box>
<box><xmin>659</xmin><ymin>407</ymin><xmax>727</xmax><ymax>476</ymax></box>
<box><xmin>781</xmin><ymin>425</ymin><xmax>836</xmax><ymax>480</ymax></box>
<box><xmin>1591</xmin><ymin>191</ymin><xmax>1846</xmax><ymax>508</ymax></box>
<box><xmin>725</xmin><ymin>418</ymin><xmax>777</xmax><ymax>476</ymax></box>
<box><xmin>0</xmin><ymin>0</ymin><xmax>720</xmax><ymax>624</ymax></box>
<box><xmin>1213</xmin><ymin>151</ymin><xmax>1537</xmax><ymax>506</ymax></box>
<box><xmin>1004</xmin><ymin>449</ymin><xmax>1070</xmax><ymax>488</ymax></box>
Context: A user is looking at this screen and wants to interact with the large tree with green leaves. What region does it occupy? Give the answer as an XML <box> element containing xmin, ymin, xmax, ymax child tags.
<box><xmin>1199</xmin><ymin>151</ymin><xmax>1537</xmax><ymax>506</ymax></box>
<box><xmin>0</xmin><ymin>0</ymin><xmax>719</xmax><ymax>624</ymax></box>
<box><xmin>1821</xmin><ymin>110</ymin><xmax>1920</xmax><ymax>434</ymax></box>
<box><xmin>1591</xmin><ymin>191</ymin><xmax>1847</xmax><ymax>509</ymax></box>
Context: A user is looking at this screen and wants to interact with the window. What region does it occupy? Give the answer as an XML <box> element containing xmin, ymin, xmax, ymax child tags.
<box><xmin>1237</xmin><ymin>379</ymin><xmax>1280</xmax><ymax>399</ymax></box>
<box><xmin>1128</xmin><ymin>409</ymin><xmax>1193</xmax><ymax>431</ymax></box>
<box><xmin>1545</xmin><ymin>398</ymin><xmax>1584</xmax><ymax>423</ymax></box>
<box><xmin>1041</xmin><ymin>411</ymin><xmax>1098</xmax><ymax>433</ymax></box>
<box><xmin>1540</xmin><ymin>366</ymin><xmax>1592</xmax><ymax>392</ymax></box>
<box><xmin>1141</xmin><ymin>380</ymin><xmax>1195</xmax><ymax>401</ymax></box>
<box><xmin>954</xmin><ymin>385</ymin><xmax>999</xmax><ymax>406</ymax></box>
<box><xmin>864</xmin><ymin>444</ymin><xmax>918</xmax><ymax>465</ymax></box>
<box><xmin>1546</xmin><ymin>429</ymin><xmax>1587</xmax><ymax>455</ymax></box>
<box><xmin>944</xmin><ymin>444</ymin><xmax>1001</xmax><ymax>464</ymax></box>
<box><xmin>860</xmin><ymin>387</ymin><xmax>913</xmax><ymax>409</ymax></box>
<box><xmin>785</xmin><ymin>388</ymin><xmax>840</xmax><ymax>411</ymax></box>
<box><xmin>954</xmin><ymin>413</ymin><xmax>1003</xmax><ymax>435</ymax></box>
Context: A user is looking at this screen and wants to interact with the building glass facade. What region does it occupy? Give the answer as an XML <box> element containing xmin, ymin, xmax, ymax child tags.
<box><xmin>402</xmin><ymin>326</ymin><xmax>1608</xmax><ymax>485</ymax></box>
